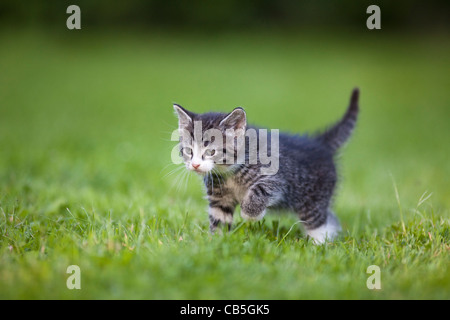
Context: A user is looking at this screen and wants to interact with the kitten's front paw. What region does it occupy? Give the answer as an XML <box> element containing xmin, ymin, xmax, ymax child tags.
<box><xmin>209</xmin><ymin>206</ymin><xmax>233</xmax><ymax>234</ymax></box>
<box><xmin>240</xmin><ymin>209</ymin><xmax>266</xmax><ymax>221</ymax></box>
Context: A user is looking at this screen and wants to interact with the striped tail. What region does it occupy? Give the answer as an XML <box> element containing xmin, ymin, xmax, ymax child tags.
<box><xmin>316</xmin><ymin>88</ymin><xmax>359</xmax><ymax>153</ymax></box>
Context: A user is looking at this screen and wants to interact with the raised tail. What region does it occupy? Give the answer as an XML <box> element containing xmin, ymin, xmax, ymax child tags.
<box><xmin>316</xmin><ymin>88</ymin><xmax>359</xmax><ymax>152</ymax></box>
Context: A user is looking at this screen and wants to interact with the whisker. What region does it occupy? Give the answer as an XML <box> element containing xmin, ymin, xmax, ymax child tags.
<box><xmin>184</xmin><ymin>169</ymin><xmax>192</xmax><ymax>192</ymax></box>
<box><xmin>167</xmin><ymin>165</ymin><xmax>188</xmax><ymax>194</ymax></box>
<box><xmin>162</xmin><ymin>165</ymin><xmax>185</xmax><ymax>179</ymax></box>
<box><xmin>180</xmin><ymin>170</ymin><xmax>189</xmax><ymax>192</ymax></box>
<box><xmin>174</xmin><ymin>170</ymin><xmax>185</xmax><ymax>193</ymax></box>
<box><xmin>160</xmin><ymin>162</ymin><xmax>174</xmax><ymax>173</ymax></box>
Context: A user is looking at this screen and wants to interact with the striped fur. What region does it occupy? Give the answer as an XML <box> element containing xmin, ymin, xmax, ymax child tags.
<box><xmin>174</xmin><ymin>88</ymin><xmax>360</xmax><ymax>242</ymax></box>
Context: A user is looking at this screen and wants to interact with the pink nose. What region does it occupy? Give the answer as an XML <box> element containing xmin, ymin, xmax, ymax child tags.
<box><xmin>192</xmin><ymin>163</ymin><xmax>200</xmax><ymax>169</ymax></box>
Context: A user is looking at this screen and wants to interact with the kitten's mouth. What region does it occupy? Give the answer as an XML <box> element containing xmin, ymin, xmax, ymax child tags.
<box><xmin>189</xmin><ymin>166</ymin><xmax>209</xmax><ymax>174</ymax></box>
<box><xmin>193</xmin><ymin>169</ymin><xmax>208</xmax><ymax>176</ymax></box>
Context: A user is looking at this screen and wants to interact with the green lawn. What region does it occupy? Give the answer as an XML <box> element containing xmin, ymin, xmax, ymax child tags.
<box><xmin>0</xmin><ymin>28</ymin><xmax>449</xmax><ymax>299</ymax></box>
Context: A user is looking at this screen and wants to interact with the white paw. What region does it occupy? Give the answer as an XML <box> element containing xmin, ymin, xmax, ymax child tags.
<box><xmin>307</xmin><ymin>213</ymin><xmax>341</xmax><ymax>244</ymax></box>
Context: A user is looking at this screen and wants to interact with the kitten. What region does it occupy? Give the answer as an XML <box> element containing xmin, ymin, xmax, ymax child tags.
<box><xmin>173</xmin><ymin>88</ymin><xmax>359</xmax><ymax>243</ymax></box>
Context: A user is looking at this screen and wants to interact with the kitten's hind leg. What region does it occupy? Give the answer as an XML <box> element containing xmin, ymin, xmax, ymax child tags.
<box><xmin>304</xmin><ymin>210</ymin><xmax>341</xmax><ymax>244</ymax></box>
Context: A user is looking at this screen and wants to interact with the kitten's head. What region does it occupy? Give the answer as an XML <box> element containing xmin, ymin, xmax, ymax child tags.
<box><xmin>173</xmin><ymin>104</ymin><xmax>246</xmax><ymax>174</ymax></box>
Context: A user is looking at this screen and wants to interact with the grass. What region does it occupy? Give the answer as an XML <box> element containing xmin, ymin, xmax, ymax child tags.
<box><xmin>0</xmin><ymin>28</ymin><xmax>449</xmax><ymax>299</ymax></box>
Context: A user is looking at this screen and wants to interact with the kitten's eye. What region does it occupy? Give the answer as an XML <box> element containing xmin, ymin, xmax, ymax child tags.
<box><xmin>182</xmin><ymin>147</ymin><xmax>193</xmax><ymax>157</ymax></box>
<box><xmin>204</xmin><ymin>149</ymin><xmax>215</xmax><ymax>157</ymax></box>
<box><xmin>203</xmin><ymin>137</ymin><xmax>215</xmax><ymax>147</ymax></box>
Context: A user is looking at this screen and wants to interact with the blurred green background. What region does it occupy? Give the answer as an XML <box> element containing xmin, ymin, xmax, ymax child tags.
<box><xmin>1</xmin><ymin>0</ymin><xmax>450</xmax><ymax>30</ymax></box>
<box><xmin>0</xmin><ymin>1</ymin><xmax>449</xmax><ymax>299</ymax></box>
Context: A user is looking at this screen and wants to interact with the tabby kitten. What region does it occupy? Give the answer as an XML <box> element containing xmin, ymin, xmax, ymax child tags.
<box><xmin>173</xmin><ymin>88</ymin><xmax>359</xmax><ymax>243</ymax></box>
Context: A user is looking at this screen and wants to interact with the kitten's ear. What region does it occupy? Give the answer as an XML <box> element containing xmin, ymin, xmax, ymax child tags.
<box><xmin>173</xmin><ymin>104</ymin><xmax>194</xmax><ymax>128</ymax></box>
<box><xmin>219</xmin><ymin>107</ymin><xmax>246</xmax><ymax>132</ymax></box>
